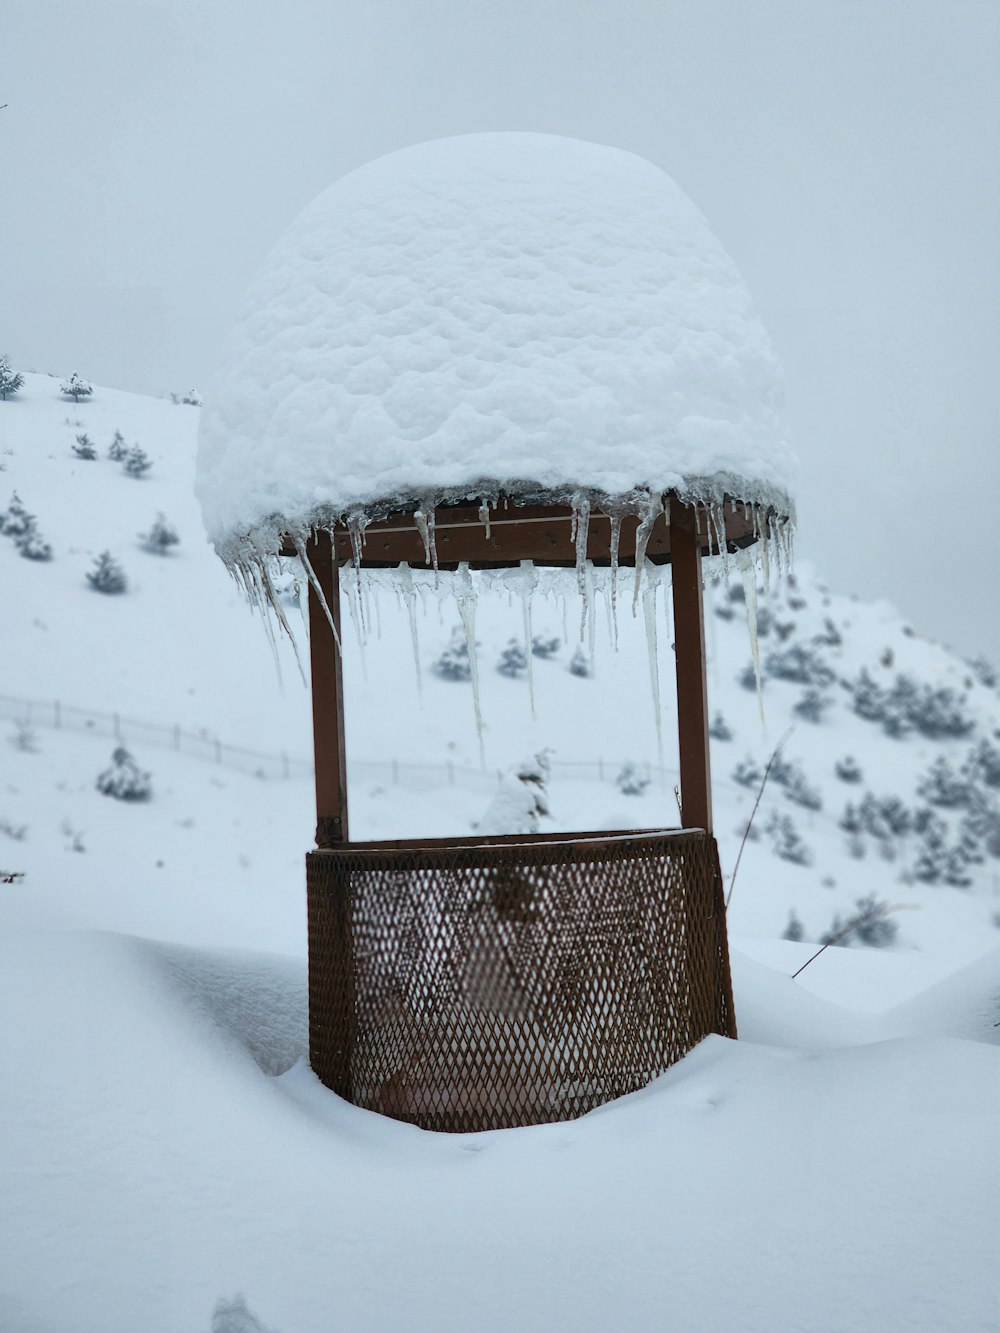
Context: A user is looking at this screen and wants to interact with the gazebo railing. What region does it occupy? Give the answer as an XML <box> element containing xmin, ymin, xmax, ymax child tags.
<box><xmin>307</xmin><ymin>827</ymin><xmax>735</xmax><ymax>1132</ymax></box>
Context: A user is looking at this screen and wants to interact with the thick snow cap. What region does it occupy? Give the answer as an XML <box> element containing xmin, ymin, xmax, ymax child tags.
<box><xmin>197</xmin><ymin>132</ymin><xmax>795</xmax><ymax>562</ymax></box>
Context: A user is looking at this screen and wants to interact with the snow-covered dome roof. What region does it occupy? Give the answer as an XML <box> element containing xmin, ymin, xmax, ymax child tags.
<box><xmin>197</xmin><ymin>132</ymin><xmax>795</xmax><ymax>563</ymax></box>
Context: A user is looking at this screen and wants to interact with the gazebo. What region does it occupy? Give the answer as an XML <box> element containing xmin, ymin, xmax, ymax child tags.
<box><xmin>197</xmin><ymin>133</ymin><xmax>795</xmax><ymax>1132</ymax></box>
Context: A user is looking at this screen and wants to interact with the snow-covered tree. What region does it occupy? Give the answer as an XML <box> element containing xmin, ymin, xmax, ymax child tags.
<box><xmin>17</xmin><ymin>523</ymin><xmax>53</xmax><ymax>561</ymax></box>
<box><xmin>568</xmin><ymin>646</ymin><xmax>591</xmax><ymax>678</ymax></box>
<box><xmin>708</xmin><ymin>712</ymin><xmax>733</xmax><ymax>741</ymax></box>
<box><xmin>432</xmin><ymin>627</ymin><xmax>473</xmax><ymax>681</ymax></box>
<box><xmin>834</xmin><ymin>755</ymin><xmax>863</xmax><ymax>784</ymax></box>
<box><xmin>139</xmin><ymin>512</ymin><xmax>180</xmax><ymax>554</ymax></box>
<box><xmin>95</xmin><ymin>747</ymin><xmax>151</xmax><ymax>802</ymax></box>
<box><xmin>0</xmin><ymin>492</ymin><xmax>33</xmax><ymax>540</ymax></box>
<box><xmin>211</xmin><ymin>1293</ymin><xmax>277</xmax><ymax>1333</ymax></box>
<box><xmin>477</xmin><ymin>751</ymin><xmax>551</xmax><ymax>835</ymax></box>
<box><xmin>782</xmin><ymin>910</ymin><xmax>806</xmax><ymax>942</ymax></box>
<box><xmin>732</xmin><ymin>756</ymin><xmax>763</xmax><ymax>789</ymax></box>
<box><xmin>0</xmin><ymin>354</ymin><xmax>24</xmax><ymax>400</ymax></box>
<box><xmin>765</xmin><ymin>644</ymin><xmax>834</xmax><ymax>687</ymax></box>
<box><xmin>918</xmin><ymin>757</ymin><xmax>968</xmax><ymax>809</ymax></box>
<box><xmin>107</xmin><ymin>430</ymin><xmax>128</xmax><ymax>461</ymax></box>
<box><xmin>86</xmin><ymin>551</ymin><xmax>127</xmax><ymax>594</ymax></box>
<box><xmin>823</xmin><ymin>895</ymin><xmax>898</xmax><ymax>948</ymax></box>
<box><xmin>793</xmin><ymin>688</ymin><xmax>830</xmax><ymax>723</ymax></box>
<box><xmin>60</xmin><ymin>372</ymin><xmax>93</xmax><ymax>403</ymax></box>
<box><xmin>766</xmin><ymin>813</ymin><xmax>812</xmax><ymax>865</ymax></box>
<box><xmin>966</xmin><ymin>740</ymin><xmax>1000</xmax><ymax>789</ymax></box>
<box><xmin>496</xmin><ymin>638</ymin><xmax>527</xmax><ymax>677</ymax></box>
<box><xmin>530</xmin><ymin>633</ymin><xmax>561</xmax><ymax>659</ymax></box>
<box><xmin>72</xmin><ymin>433</ymin><xmax>97</xmax><ymax>460</ymax></box>
<box><xmin>615</xmin><ymin>762</ymin><xmax>650</xmax><ymax>796</ymax></box>
<box><xmin>122</xmin><ymin>445</ymin><xmax>152</xmax><ymax>477</ymax></box>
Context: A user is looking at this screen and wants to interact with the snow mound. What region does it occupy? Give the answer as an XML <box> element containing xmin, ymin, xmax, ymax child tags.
<box><xmin>197</xmin><ymin>133</ymin><xmax>794</xmax><ymax>562</ymax></box>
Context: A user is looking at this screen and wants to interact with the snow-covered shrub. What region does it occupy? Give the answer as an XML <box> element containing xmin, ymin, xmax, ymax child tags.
<box><xmin>851</xmin><ymin>669</ymin><xmax>886</xmax><ymax>723</ymax></box>
<box><xmin>107</xmin><ymin>430</ymin><xmax>128</xmax><ymax>461</ymax></box>
<box><xmin>96</xmin><ymin>747</ymin><xmax>152</xmax><ymax>802</ymax></box>
<box><xmin>782</xmin><ymin>910</ymin><xmax>806</xmax><ymax>942</ymax></box>
<box><xmin>764</xmin><ymin>644</ymin><xmax>834</xmax><ymax>687</ymax></box>
<box><xmin>910</xmin><ymin>686</ymin><xmax>974</xmax><ymax>740</ymax></box>
<box><xmin>823</xmin><ymin>895</ymin><xmax>898</xmax><ymax>948</ymax></box>
<box><xmin>918</xmin><ymin>757</ymin><xmax>969</xmax><ymax>809</ymax></box>
<box><xmin>732</xmin><ymin>756</ymin><xmax>763</xmax><ymax>789</ymax></box>
<box><xmin>477</xmin><ymin>751</ymin><xmax>551</xmax><ymax>836</ymax></box>
<box><xmin>850</xmin><ymin>670</ymin><xmax>974</xmax><ymax>740</ymax></box>
<box><xmin>911</xmin><ymin>809</ymin><xmax>948</xmax><ymax>884</ymax></box>
<box><xmin>737</xmin><ymin>663</ymin><xmax>762</xmax><ymax>692</ymax></box>
<box><xmin>60</xmin><ymin>372</ymin><xmax>93</xmax><ymax>402</ymax></box>
<box><xmin>965</xmin><ymin>740</ymin><xmax>1000</xmax><ymax>789</ymax></box>
<box><xmin>139</xmin><ymin>512</ymin><xmax>180</xmax><ymax>554</ymax></box>
<box><xmin>86</xmin><ymin>551</ymin><xmax>127</xmax><ymax>594</ymax></box>
<box><xmin>568</xmin><ymin>646</ymin><xmax>591</xmax><ymax>678</ymax></box>
<box><xmin>180</xmin><ymin>387</ymin><xmax>203</xmax><ymax>407</ymax></box>
<box><xmin>17</xmin><ymin>523</ymin><xmax>53</xmax><ymax>561</ymax></box>
<box><xmin>793</xmin><ymin>688</ymin><xmax>831</xmax><ymax>723</ymax></box>
<box><xmin>781</xmin><ymin>767</ymin><xmax>822</xmax><ymax>811</ymax></box>
<box><xmin>835</xmin><ymin>755</ymin><xmax>863</xmax><ymax>784</ymax></box>
<box><xmin>210</xmin><ymin>1293</ymin><xmax>277</xmax><ymax>1333</ymax></box>
<box><xmin>432</xmin><ymin>627</ymin><xmax>473</xmax><ymax>681</ymax></box>
<box><xmin>766</xmin><ymin>813</ymin><xmax>812</xmax><ymax>865</ymax></box>
<box><xmin>122</xmin><ymin>445</ymin><xmax>152</xmax><ymax>477</ymax></box>
<box><xmin>967</xmin><ymin>654</ymin><xmax>997</xmax><ymax>689</ymax></box>
<box><xmin>8</xmin><ymin>719</ymin><xmax>38</xmax><ymax>753</ymax></box>
<box><xmin>530</xmin><ymin>633</ymin><xmax>561</xmax><ymax>659</ymax></box>
<box><xmin>615</xmin><ymin>762</ymin><xmax>650</xmax><ymax>796</ymax></box>
<box><xmin>708</xmin><ymin>712</ymin><xmax>733</xmax><ymax>741</ymax></box>
<box><xmin>0</xmin><ymin>817</ymin><xmax>27</xmax><ymax>841</ymax></box>
<box><xmin>0</xmin><ymin>491</ymin><xmax>33</xmax><ymax>540</ymax></box>
<box><xmin>861</xmin><ymin>794</ymin><xmax>912</xmax><ymax>839</ymax></box>
<box><xmin>813</xmin><ymin>617</ymin><xmax>842</xmax><ymax>648</ymax></box>
<box><xmin>496</xmin><ymin>638</ymin><xmax>527</xmax><ymax>677</ymax></box>
<box><xmin>72</xmin><ymin>433</ymin><xmax>97</xmax><ymax>460</ymax></box>
<box><xmin>0</xmin><ymin>354</ymin><xmax>25</xmax><ymax>400</ymax></box>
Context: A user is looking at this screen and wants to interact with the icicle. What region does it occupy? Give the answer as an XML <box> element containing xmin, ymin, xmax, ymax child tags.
<box><xmin>397</xmin><ymin>562</ymin><xmax>422</xmax><ymax>699</ymax></box>
<box><xmin>632</xmin><ymin>495</ymin><xmax>662</xmax><ymax>615</ymax></box>
<box><xmin>413</xmin><ymin>504</ymin><xmax>439</xmax><ymax>584</ymax></box>
<box><xmin>585</xmin><ymin>561</ymin><xmax>597</xmax><ymax>658</ymax></box>
<box><xmin>710</xmin><ymin>501</ymin><xmax>730</xmax><ymax>584</ymax></box>
<box><xmin>608</xmin><ymin>511</ymin><xmax>622</xmax><ymax>649</ymax></box>
<box><xmin>455</xmin><ymin>562</ymin><xmax>485</xmax><ymax>762</ymax></box>
<box><xmin>572</xmin><ymin>492</ymin><xmax>591</xmax><ymax>596</ymax></box>
<box><xmin>479</xmin><ymin>498</ymin><xmax>492</xmax><ymax>540</ymax></box>
<box><xmin>642</xmin><ymin>565</ymin><xmax>664</xmax><ymax>762</ymax></box>
<box><xmin>520</xmin><ymin>559</ymin><xmax>538</xmax><ymax>718</ymax></box>
<box><xmin>739</xmin><ymin>549</ymin><xmax>765</xmax><ymax>721</ymax></box>
<box><xmin>290</xmin><ymin>533</ymin><xmax>342</xmax><ymax>652</ymax></box>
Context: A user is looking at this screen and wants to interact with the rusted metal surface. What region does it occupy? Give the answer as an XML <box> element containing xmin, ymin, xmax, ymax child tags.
<box><xmin>670</xmin><ymin>497</ymin><xmax>713</xmax><ymax>835</ymax></box>
<box><xmin>280</xmin><ymin>494</ymin><xmax>758</xmax><ymax>568</ymax></box>
<box><xmin>306</xmin><ymin>531</ymin><xmax>349</xmax><ymax>846</ymax></box>
<box><xmin>306</xmin><ymin>829</ymin><xmax>734</xmax><ymax>1132</ymax></box>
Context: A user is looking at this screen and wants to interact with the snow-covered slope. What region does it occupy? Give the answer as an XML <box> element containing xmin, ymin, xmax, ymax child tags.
<box><xmin>2</xmin><ymin>375</ymin><xmax>999</xmax><ymax>1332</ymax></box>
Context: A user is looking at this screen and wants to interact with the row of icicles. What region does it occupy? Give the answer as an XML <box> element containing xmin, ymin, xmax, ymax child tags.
<box><xmin>225</xmin><ymin>495</ymin><xmax>794</xmax><ymax>761</ymax></box>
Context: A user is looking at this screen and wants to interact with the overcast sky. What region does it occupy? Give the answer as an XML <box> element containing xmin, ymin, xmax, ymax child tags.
<box><xmin>3</xmin><ymin>0</ymin><xmax>999</xmax><ymax>662</ymax></box>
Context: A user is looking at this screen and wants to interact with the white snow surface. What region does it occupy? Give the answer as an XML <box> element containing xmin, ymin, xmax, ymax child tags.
<box><xmin>196</xmin><ymin>133</ymin><xmax>794</xmax><ymax>559</ymax></box>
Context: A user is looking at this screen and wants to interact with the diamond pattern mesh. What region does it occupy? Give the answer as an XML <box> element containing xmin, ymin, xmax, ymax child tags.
<box><xmin>307</xmin><ymin>830</ymin><xmax>735</xmax><ymax>1132</ymax></box>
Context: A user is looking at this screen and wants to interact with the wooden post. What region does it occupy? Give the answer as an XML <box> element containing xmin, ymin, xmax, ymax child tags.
<box><xmin>306</xmin><ymin>531</ymin><xmax>349</xmax><ymax>846</ymax></box>
<box><xmin>670</xmin><ymin>497</ymin><xmax>712</xmax><ymax>834</ymax></box>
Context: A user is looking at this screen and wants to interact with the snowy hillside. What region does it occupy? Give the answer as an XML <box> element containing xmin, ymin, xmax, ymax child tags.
<box><xmin>1</xmin><ymin>375</ymin><xmax>999</xmax><ymax>1332</ymax></box>
<box><xmin>3</xmin><ymin>372</ymin><xmax>999</xmax><ymax>964</ymax></box>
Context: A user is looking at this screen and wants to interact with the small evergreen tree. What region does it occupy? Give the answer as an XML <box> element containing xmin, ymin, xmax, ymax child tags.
<box><xmin>568</xmin><ymin>646</ymin><xmax>592</xmax><ymax>678</ymax></box>
<box><xmin>60</xmin><ymin>372</ymin><xmax>93</xmax><ymax>403</ymax></box>
<box><xmin>139</xmin><ymin>512</ymin><xmax>180</xmax><ymax>554</ymax></box>
<box><xmin>708</xmin><ymin>712</ymin><xmax>733</xmax><ymax>741</ymax></box>
<box><xmin>732</xmin><ymin>756</ymin><xmax>763</xmax><ymax>789</ymax></box>
<box><xmin>72</xmin><ymin>433</ymin><xmax>97</xmax><ymax>460</ymax></box>
<box><xmin>767</xmin><ymin>813</ymin><xmax>813</xmax><ymax>865</ymax></box>
<box><xmin>477</xmin><ymin>751</ymin><xmax>552</xmax><ymax>836</ymax></box>
<box><xmin>107</xmin><ymin>430</ymin><xmax>128</xmax><ymax>461</ymax></box>
<box><xmin>530</xmin><ymin>634</ymin><xmax>561</xmax><ymax>659</ymax></box>
<box><xmin>496</xmin><ymin>638</ymin><xmax>527</xmax><ymax>678</ymax></box>
<box><xmin>95</xmin><ymin>747</ymin><xmax>151</xmax><ymax>801</ymax></box>
<box><xmin>615</xmin><ymin>762</ymin><xmax>650</xmax><ymax>796</ymax></box>
<box><xmin>782</xmin><ymin>910</ymin><xmax>806</xmax><ymax>942</ymax></box>
<box><xmin>432</xmin><ymin>627</ymin><xmax>473</xmax><ymax>681</ymax></box>
<box><xmin>0</xmin><ymin>354</ymin><xmax>24</xmax><ymax>400</ymax></box>
<box><xmin>0</xmin><ymin>492</ymin><xmax>33</xmax><ymax>540</ymax></box>
<box><xmin>835</xmin><ymin>755</ymin><xmax>863</xmax><ymax>784</ymax></box>
<box><xmin>17</xmin><ymin>522</ymin><xmax>53</xmax><ymax>561</ymax></box>
<box><xmin>87</xmin><ymin>551</ymin><xmax>127</xmax><ymax>594</ymax></box>
<box><xmin>122</xmin><ymin>445</ymin><xmax>152</xmax><ymax>477</ymax></box>
<box><xmin>793</xmin><ymin>688</ymin><xmax>830</xmax><ymax>723</ymax></box>
<box><xmin>918</xmin><ymin>757</ymin><xmax>969</xmax><ymax>809</ymax></box>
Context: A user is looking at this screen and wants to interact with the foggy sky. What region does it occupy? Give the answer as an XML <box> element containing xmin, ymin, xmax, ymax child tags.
<box><xmin>3</xmin><ymin>0</ymin><xmax>999</xmax><ymax>663</ymax></box>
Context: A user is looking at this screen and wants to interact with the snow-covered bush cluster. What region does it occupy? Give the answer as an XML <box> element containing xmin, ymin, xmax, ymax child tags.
<box><xmin>95</xmin><ymin>747</ymin><xmax>152</xmax><ymax>802</ymax></box>
<box><xmin>1</xmin><ymin>492</ymin><xmax>52</xmax><ymax>561</ymax></box>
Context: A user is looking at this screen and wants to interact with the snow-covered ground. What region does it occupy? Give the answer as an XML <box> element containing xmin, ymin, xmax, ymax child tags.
<box><xmin>1</xmin><ymin>375</ymin><xmax>998</xmax><ymax>1331</ymax></box>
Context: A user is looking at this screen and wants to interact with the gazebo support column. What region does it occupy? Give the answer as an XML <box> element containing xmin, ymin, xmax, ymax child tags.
<box><xmin>306</xmin><ymin>531</ymin><xmax>349</xmax><ymax>847</ymax></box>
<box><xmin>670</xmin><ymin>497</ymin><xmax>712</xmax><ymax>834</ymax></box>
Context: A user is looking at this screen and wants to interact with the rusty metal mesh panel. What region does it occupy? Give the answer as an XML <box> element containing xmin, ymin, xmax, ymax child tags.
<box><xmin>307</xmin><ymin>830</ymin><xmax>735</xmax><ymax>1132</ymax></box>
